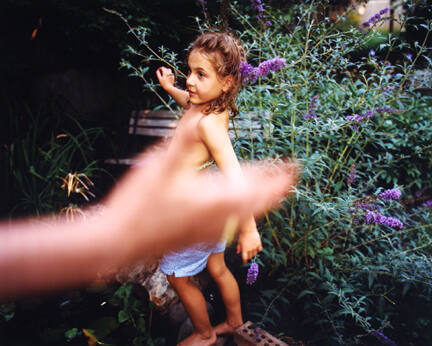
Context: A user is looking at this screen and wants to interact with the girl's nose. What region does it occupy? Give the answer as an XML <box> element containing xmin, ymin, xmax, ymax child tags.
<box><xmin>186</xmin><ymin>74</ymin><xmax>194</xmax><ymax>87</ymax></box>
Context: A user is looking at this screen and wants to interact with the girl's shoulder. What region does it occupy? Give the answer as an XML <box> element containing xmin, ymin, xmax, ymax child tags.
<box><xmin>199</xmin><ymin>110</ymin><xmax>229</xmax><ymax>125</ymax></box>
<box><xmin>197</xmin><ymin>111</ymin><xmax>229</xmax><ymax>138</ymax></box>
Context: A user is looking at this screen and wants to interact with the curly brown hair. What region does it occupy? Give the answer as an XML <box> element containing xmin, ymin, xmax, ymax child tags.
<box><xmin>188</xmin><ymin>31</ymin><xmax>245</xmax><ymax>116</ymax></box>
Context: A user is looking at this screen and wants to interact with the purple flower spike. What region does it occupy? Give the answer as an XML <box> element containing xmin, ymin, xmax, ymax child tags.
<box><xmin>379</xmin><ymin>8</ymin><xmax>390</xmax><ymax>16</ymax></box>
<box><xmin>304</xmin><ymin>95</ymin><xmax>319</xmax><ymax>119</ymax></box>
<box><xmin>365</xmin><ymin>211</ymin><xmax>403</xmax><ymax>229</ymax></box>
<box><xmin>356</xmin><ymin>203</ymin><xmax>381</xmax><ymax>211</ymax></box>
<box><xmin>251</xmin><ymin>0</ymin><xmax>264</xmax><ymax>13</ymax></box>
<box><xmin>240</xmin><ymin>61</ymin><xmax>258</xmax><ymax>83</ymax></box>
<box><xmin>362</xmin><ymin>8</ymin><xmax>388</xmax><ymax>30</ymax></box>
<box><xmin>246</xmin><ymin>262</ymin><xmax>259</xmax><ymax>285</ymax></box>
<box><xmin>347</xmin><ymin>164</ymin><xmax>356</xmax><ymax>186</ymax></box>
<box><xmin>422</xmin><ymin>200</ymin><xmax>432</xmax><ymax>207</ymax></box>
<box><xmin>371</xmin><ymin>330</ymin><xmax>397</xmax><ymax>346</ymax></box>
<box><xmin>379</xmin><ymin>188</ymin><xmax>402</xmax><ymax>201</ymax></box>
<box><xmin>240</xmin><ymin>58</ymin><xmax>285</xmax><ymax>84</ymax></box>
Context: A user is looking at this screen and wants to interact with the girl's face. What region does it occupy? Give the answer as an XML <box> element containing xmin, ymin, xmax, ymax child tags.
<box><xmin>186</xmin><ymin>50</ymin><xmax>231</xmax><ymax>107</ymax></box>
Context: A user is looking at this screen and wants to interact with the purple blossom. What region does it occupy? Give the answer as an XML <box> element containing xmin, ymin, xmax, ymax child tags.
<box><xmin>251</xmin><ymin>0</ymin><xmax>264</xmax><ymax>13</ymax></box>
<box><xmin>265</xmin><ymin>20</ymin><xmax>272</xmax><ymax>26</ymax></box>
<box><xmin>246</xmin><ymin>262</ymin><xmax>259</xmax><ymax>285</ymax></box>
<box><xmin>347</xmin><ymin>164</ymin><xmax>356</xmax><ymax>186</ymax></box>
<box><xmin>345</xmin><ymin>112</ymin><xmax>372</xmax><ymax>128</ymax></box>
<box><xmin>365</xmin><ymin>211</ymin><xmax>403</xmax><ymax>229</ymax></box>
<box><xmin>362</xmin><ymin>8</ymin><xmax>389</xmax><ymax>28</ymax></box>
<box><xmin>376</xmin><ymin>107</ymin><xmax>403</xmax><ymax>114</ymax></box>
<box><xmin>303</xmin><ymin>95</ymin><xmax>319</xmax><ymax>119</ymax></box>
<box><xmin>240</xmin><ymin>58</ymin><xmax>286</xmax><ymax>84</ymax></box>
<box><xmin>256</xmin><ymin>58</ymin><xmax>286</xmax><ymax>76</ymax></box>
<box><xmin>379</xmin><ymin>8</ymin><xmax>390</xmax><ymax>16</ymax></box>
<box><xmin>379</xmin><ymin>188</ymin><xmax>402</xmax><ymax>201</ymax></box>
<box><xmin>406</xmin><ymin>53</ymin><xmax>413</xmax><ymax>61</ymax></box>
<box><xmin>371</xmin><ymin>331</ymin><xmax>397</xmax><ymax>346</ymax></box>
<box><xmin>422</xmin><ymin>200</ymin><xmax>432</xmax><ymax>207</ymax></box>
<box><xmin>356</xmin><ymin>203</ymin><xmax>381</xmax><ymax>211</ymax></box>
<box><xmin>369</xmin><ymin>49</ymin><xmax>376</xmax><ymax>56</ymax></box>
<box><xmin>240</xmin><ymin>61</ymin><xmax>257</xmax><ymax>83</ymax></box>
<box><xmin>345</xmin><ymin>108</ymin><xmax>402</xmax><ymax>129</ymax></box>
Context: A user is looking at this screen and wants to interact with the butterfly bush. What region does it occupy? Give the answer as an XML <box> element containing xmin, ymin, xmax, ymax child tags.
<box><xmin>356</xmin><ymin>203</ymin><xmax>381</xmax><ymax>211</ymax></box>
<box><xmin>371</xmin><ymin>330</ymin><xmax>398</xmax><ymax>346</ymax></box>
<box><xmin>250</xmin><ymin>0</ymin><xmax>271</xmax><ymax>25</ymax></box>
<box><xmin>303</xmin><ymin>95</ymin><xmax>319</xmax><ymax>119</ymax></box>
<box><xmin>379</xmin><ymin>188</ymin><xmax>402</xmax><ymax>201</ymax></box>
<box><xmin>246</xmin><ymin>262</ymin><xmax>259</xmax><ymax>285</ymax></box>
<box><xmin>422</xmin><ymin>200</ymin><xmax>432</xmax><ymax>207</ymax></box>
<box><xmin>347</xmin><ymin>164</ymin><xmax>356</xmax><ymax>186</ymax></box>
<box><xmin>365</xmin><ymin>211</ymin><xmax>404</xmax><ymax>229</ymax></box>
<box><xmin>120</xmin><ymin>1</ymin><xmax>432</xmax><ymax>343</ymax></box>
<box><xmin>346</xmin><ymin>108</ymin><xmax>403</xmax><ymax>130</ymax></box>
<box><xmin>251</xmin><ymin>0</ymin><xmax>264</xmax><ymax>17</ymax></box>
<box><xmin>361</xmin><ymin>8</ymin><xmax>389</xmax><ymax>29</ymax></box>
<box><xmin>240</xmin><ymin>58</ymin><xmax>286</xmax><ymax>84</ymax></box>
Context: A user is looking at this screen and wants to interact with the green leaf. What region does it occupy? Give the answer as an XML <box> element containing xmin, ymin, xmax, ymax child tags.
<box><xmin>118</xmin><ymin>310</ymin><xmax>130</xmax><ymax>323</ymax></box>
<box><xmin>297</xmin><ymin>289</ymin><xmax>315</xmax><ymax>299</ymax></box>
<box><xmin>65</xmin><ymin>328</ymin><xmax>80</xmax><ymax>341</ymax></box>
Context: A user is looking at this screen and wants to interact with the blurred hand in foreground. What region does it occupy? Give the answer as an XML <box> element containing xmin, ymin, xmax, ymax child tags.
<box><xmin>0</xmin><ymin>132</ymin><xmax>299</xmax><ymax>297</ymax></box>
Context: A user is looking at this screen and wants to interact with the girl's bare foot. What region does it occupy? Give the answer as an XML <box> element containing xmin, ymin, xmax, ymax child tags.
<box><xmin>214</xmin><ymin>320</ymin><xmax>242</xmax><ymax>335</ymax></box>
<box><xmin>177</xmin><ymin>330</ymin><xmax>217</xmax><ymax>346</ymax></box>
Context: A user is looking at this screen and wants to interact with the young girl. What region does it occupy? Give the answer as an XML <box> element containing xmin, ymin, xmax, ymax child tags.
<box><xmin>156</xmin><ymin>32</ymin><xmax>261</xmax><ymax>346</ymax></box>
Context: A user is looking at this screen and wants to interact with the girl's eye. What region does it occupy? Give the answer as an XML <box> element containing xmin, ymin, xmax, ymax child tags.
<box><xmin>198</xmin><ymin>71</ymin><xmax>205</xmax><ymax>78</ymax></box>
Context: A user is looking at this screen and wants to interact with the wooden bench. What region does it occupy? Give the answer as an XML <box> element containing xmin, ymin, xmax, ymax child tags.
<box><xmin>128</xmin><ymin>109</ymin><xmax>264</xmax><ymax>139</ymax></box>
<box><xmin>105</xmin><ymin>109</ymin><xmax>268</xmax><ymax>165</ymax></box>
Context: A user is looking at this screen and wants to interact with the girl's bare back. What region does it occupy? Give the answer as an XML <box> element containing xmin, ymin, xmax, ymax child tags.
<box><xmin>169</xmin><ymin>104</ymin><xmax>230</xmax><ymax>171</ymax></box>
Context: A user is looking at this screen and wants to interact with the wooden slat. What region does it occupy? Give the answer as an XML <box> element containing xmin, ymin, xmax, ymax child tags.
<box><xmin>132</xmin><ymin>127</ymin><xmax>176</xmax><ymax>137</ymax></box>
<box><xmin>129</xmin><ymin>110</ymin><xmax>263</xmax><ymax>138</ymax></box>
<box><xmin>132</xmin><ymin>109</ymin><xmax>179</xmax><ymax>119</ymax></box>
<box><xmin>131</xmin><ymin>118</ymin><xmax>179</xmax><ymax>128</ymax></box>
<box><xmin>104</xmin><ymin>158</ymin><xmax>136</xmax><ymax>165</ymax></box>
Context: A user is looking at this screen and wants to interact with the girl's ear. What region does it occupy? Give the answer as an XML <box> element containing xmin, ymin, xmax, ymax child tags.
<box><xmin>222</xmin><ymin>75</ymin><xmax>234</xmax><ymax>93</ymax></box>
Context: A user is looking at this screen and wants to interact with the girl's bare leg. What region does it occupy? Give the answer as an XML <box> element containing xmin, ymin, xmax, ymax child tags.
<box><xmin>206</xmin><ymin>252</ymin><xmax>243</xmax><ymax>335</ymax></box>
<box><xmin>167</xmin><ymin>275</ymin><xmax>217</xmax><ymax>346</ymax></box>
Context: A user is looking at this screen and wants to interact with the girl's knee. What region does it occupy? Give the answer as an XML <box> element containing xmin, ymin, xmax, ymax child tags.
<box><xmin>207</xmin><ymin>257</ymin><xmax>229</xmax><ymax>280</ymax></box>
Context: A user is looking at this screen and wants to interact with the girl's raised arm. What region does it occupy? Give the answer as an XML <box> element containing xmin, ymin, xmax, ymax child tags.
<box><xmin>156</xmin><ymin>67</ymin><xmax>190</xmax><ymax>109</ymax></box>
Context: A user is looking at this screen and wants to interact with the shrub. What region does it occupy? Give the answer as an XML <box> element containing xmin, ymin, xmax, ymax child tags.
<box><xmin>120</xmin><ymin>0</ymin><xmax>432</xmax><ymax>343</ymax></box>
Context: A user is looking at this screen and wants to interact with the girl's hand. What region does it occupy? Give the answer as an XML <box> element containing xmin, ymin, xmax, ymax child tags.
<box><xmin>236</xmin><ymin>229</ymin><xmax>262</xmax><ymax>264</ymax></box>
<box><xmin>156</xmin><ymin>67</ymin><xmax>175</xmax><ymax>91</ymax></box>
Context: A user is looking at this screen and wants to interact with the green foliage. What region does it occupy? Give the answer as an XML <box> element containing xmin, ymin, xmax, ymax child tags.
<box><xmin>122</xmin><ymin>0</ymin><xmax>432</xmax><ymax>344</ymax></box>
<box><xmin>3</xmin><ymin>97</ymin><xmax>103</xmax><ymax>217</ymax></box>
<box><xmin>231</xmin><ymin>1</ymin><xmax>432</xmax><ymax>344</ymax></box>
